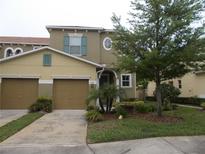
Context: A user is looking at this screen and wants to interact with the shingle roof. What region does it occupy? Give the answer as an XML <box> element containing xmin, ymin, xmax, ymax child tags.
<box><xmin>46</xmin><ymin>25</ymin><xmax>114</xmax><ymax>32</ymax></box>
<box><xmin>0</xmin><ymin>36</ymin><xmax>49</xmax><ymax>45</ymax></box>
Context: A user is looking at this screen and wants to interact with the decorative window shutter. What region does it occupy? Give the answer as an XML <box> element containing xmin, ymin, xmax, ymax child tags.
<box><xmin>64</xmin><ymin>36</ymin><xmax>70</xmax><ymax>53</ymax></box>
<box><xmin>81</xmin><ymin>36</ymin><xmax>87</xmax><ymax>56</ymax></box>
<box><xmin>43</xmin><ymin>54</ymin><xmax>52</xmax><ymax>66</ymax></box>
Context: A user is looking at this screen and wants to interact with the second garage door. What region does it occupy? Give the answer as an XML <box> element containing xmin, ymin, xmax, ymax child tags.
<box><xmin>1</xmin><ymin>78</ymin><xmax>38</xmax><ymax>109</ymax></box>
<box><xmin>53</xmin><ymin>79</ymin><xmax>89</xmax><ymax>109</ymax></box>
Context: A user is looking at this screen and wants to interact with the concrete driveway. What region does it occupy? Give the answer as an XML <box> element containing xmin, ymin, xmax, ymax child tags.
<box><xmin>0</xmin><ymin>110</ymin><xmax>27</xmax><ymax>127</ymax></box>
<box><xmin>0</xmin><ymin>110</ymin><xmax>92</xmax><ymax>154</ymax></box>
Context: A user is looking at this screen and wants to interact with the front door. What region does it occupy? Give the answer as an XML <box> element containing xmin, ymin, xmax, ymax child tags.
<box><xmin>100</xmin><ymin>74</ymin><xmax>110</xmax><ymax>86</ymax></box>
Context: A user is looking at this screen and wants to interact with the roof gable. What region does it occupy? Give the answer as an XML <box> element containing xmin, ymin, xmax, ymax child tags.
<box><xmin>0</xmin><ymin>46</ymin><xmax>103</xmax><ymax>67</ymax></box>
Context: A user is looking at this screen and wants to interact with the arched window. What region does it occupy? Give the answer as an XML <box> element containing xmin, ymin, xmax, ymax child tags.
<box><xmin>14</xmin><ymin>48</ymin><xmax>23</xmax><ymax>55</ymax></box>
<box><xmin>4</xmin><ymin>47</ymin><xmax>14</xmax><ymax>57</ymax></box>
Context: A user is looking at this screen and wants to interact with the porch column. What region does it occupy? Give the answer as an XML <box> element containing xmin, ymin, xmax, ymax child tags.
<box><xmin>116</xmin><ymin>78</ymin><xmax>120</xmax><ymax>102</ymax></box>
<box><xmin>96</xmin><ymin>77</ymin><xmax>100</xmax><ymax>106</ymax></box>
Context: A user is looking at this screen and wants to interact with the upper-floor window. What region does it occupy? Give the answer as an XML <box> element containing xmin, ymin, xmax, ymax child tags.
<box><xmin>103</xmin><ymin>37</ymin><xmax>112</xmax><ymax>51</ymax></box>
<box><xmin>4</xmin><ymin>47</ymin><xmax>24</xmax><ymax>58</ymax></box>
<box><xmin>70</xmin><ymin>36</ymin><xmax>81</xmax><ymax>55</ymax></box>
<box><xmin>64</xmin><ymin>34</ymin><xmax>87</xmax><ymax>56</ymax></box>
<box><xmin>121</xmin><ymin>74</ymin><xmax>132</xmax><ymax>88</ymax></box>
<box><xmin>4</xmin><ymin>47</ymin><xmax>14</xmax><ymax>57</ymax></box>
<box><xmin>33</xmin><ymin>46</ymin><xmax>41</xmax><ymax>50</ymax></box>
<box><xmin>15</xmin><ymin>48</ymin><xmax>23</xmax><ymax>55</ymax></box>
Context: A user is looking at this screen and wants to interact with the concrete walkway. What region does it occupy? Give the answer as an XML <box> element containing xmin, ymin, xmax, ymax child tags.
<box><xmin>0</xmin><ymin>110</ymin><xmax>91</xmax><ymax>154</ymax></box>
<box><xmin>89</xmin><ymin>136</ymin><xmax>205</xmax><ymax>154</ymax></box>
<box><xmin>0</xmin><ymin>110</ymin><xmax>27</xmax><ymax>127</ymax></box>
<box><xmin>174</xmin><ymin>103</ymin><xmax>202</xmax><ymax>109</ymax></box>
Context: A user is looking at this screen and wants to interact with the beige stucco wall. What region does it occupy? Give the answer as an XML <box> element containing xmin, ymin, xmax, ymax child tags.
<box><xmin>38</xmin><ymin>84</ymin><xmax>53</xmax><ymax>98</ymax></box>
<box><xmin>193</xmin><ymin>73</ymin><xmax>205</xmax><ymax>98</ymax></box>
<box><xmin>49</xmin><ymin>30</ymin><xmax>101</xmax><ymax>63</ymax></box>
<box><xmin>147</xmin><ymin>72</ymin><xmax>205</xmax><ymax>98</ymax></box>
<box><xmin>100</xmin><ymin>33</ymin><xmax>117</xmax><ymax>67</ymax></box>
<box><xmin>48</xmin><ymin>29</ymin><xmax>117</xmax><ymax>66</ymax></box>
<box><xmin>0</xmin><ymin>49</ymin><xmax>97</xmax><ymax>80</ymax></box>
<box><xmin>0</xmin><ymin>48</ymin><xmax>98</xmax><ymax>107</ymax></box>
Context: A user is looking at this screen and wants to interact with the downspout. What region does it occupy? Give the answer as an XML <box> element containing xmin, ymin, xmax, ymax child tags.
<box><xmin>96</xmin><ymin>66</ymin><xmax>105</xmax><ymax>106</ymax></box>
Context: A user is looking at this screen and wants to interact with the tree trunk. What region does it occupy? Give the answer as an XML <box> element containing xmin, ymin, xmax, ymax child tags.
<box><xmin>108</xmin><ymin>98</ymin><xmax>113</xmax><ymax>112</ymax></box>
<box><xmin>106</xmin><ymin>97</ymin><xmax>109</xmax><ymax>112</ymax></box>
<box><xmin>143</xmin><ymin>89</ymin><xmax>146</xmax><ymax>101</ymax></box>
<box><xmin>156</xmin><ymin>74</ymin><xmax>162</xmax><ymax>116</ymax></box>
<box><xmin>99</xmin><ymin>99</ymin><xmax>105</xmax><ymax>113</ymax></box>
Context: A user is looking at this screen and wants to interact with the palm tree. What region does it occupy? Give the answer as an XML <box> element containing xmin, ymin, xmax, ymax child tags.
<box><xmin>87</xmin><ymin>84</ymin><xmax>122</xmax><ymax>113</ymax></box>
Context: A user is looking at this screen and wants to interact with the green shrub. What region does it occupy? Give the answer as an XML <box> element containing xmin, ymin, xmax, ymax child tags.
<box><xmin>115</xmin><ymin>105</ymin><xmax>128</xmax><ymax>117</ymax></box>
<box><xmin>144</xmin><ymin>103</ymin><xmax>156</xmax><ymax>112</ymax></box>
<box><xmin>86</xmin><ymin>110</ymin><xmax>103</xmax><ymax>122</ymax></box>
<box><xmin>172</xmin><ymin>104</ymin><xmax>178</xmax><ymax>110</ymax></box>
<box><xmin>134</xmin><ymin>103</ymin><xmax>150</xmax><ymax>113</ymax></box>
<box><xmin>86</xmin><ymin>104</ymin><xmax>97</xmax><ymax>111</ymax></box>
<box><xmin>201</xmin><ymin>102</ymin><xmax>205</xmax><ymax>110</ymax></box>
<box><xmin>29</xmin><ymin>97</ymin><xmax>52</xmax><ymax>113</ymax></box>
<box><xmin>135</xmin><ymin>101</ymin><xmax>144</xmax><ymax>105</ymax></box>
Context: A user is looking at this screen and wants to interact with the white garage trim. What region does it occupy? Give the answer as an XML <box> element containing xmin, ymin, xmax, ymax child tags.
<box><xmin>52</xmin><ymin>75</ymin><xmax>91</xmax><ymax>80</ymax></box>
<box><xmin>39</xmin><ymin>79</ymin><xmax>53</xmax><ymax>84</ymax></box>
<box><xmin>0</xmin><ymin>74</ymin><xmax>40</xmax><ymax>79</ymax></box>
<box><xmin>89</xmin><ymin>80</ymin><xmax>97</xmax><ymax>84</ymax></box>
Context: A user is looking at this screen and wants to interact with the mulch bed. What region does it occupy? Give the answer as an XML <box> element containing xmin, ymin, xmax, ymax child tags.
<box><xmin>130</xmin><ymin>112</ymin><xmax>183</xmax><ymax>123</ymax></box>
<box><xmin>102</xmin><ymin>112</ymin><xmax>183</xmax><ymax>123</ymax></box>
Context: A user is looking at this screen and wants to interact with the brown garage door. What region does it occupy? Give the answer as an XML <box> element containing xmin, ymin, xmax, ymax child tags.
<box><xmin>53</xmin><ymin>79</ymin><xmax>89</xmax><ymax>109</ymax></box>
<box><xmin>1</xmin><ymin>78</ymin><xmax>38</xmax><ymax>109</ymax></box>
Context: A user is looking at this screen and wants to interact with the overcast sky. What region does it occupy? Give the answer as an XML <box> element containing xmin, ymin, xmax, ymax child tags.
<box><xmin>0</xmin><ymin>0</ymin><xmax>131</xmax><ymax>37</ymax></box>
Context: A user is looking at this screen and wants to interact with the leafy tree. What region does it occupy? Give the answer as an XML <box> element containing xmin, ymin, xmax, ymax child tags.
<box><xmin>112</xmin><ymin>0</ymin><xmax>205</xmax><ymax>116</ymax></box>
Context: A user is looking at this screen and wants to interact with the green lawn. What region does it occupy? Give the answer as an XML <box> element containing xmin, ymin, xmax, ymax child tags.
<box><xmin>0</xmin><ymin>112</ymin><xmax>44</xmax><ymax>142</ymax></box>
<box><xmin>87</xmin><ymin>107</ymin><xmax>205</xmax><ymax>143</ymax></box>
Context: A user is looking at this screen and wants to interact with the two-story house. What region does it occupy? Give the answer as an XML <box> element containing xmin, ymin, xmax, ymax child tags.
<box><xmin>0</xmin><ymin>26</ymin><xmax>137</xmax><ymax>109</ymax></box>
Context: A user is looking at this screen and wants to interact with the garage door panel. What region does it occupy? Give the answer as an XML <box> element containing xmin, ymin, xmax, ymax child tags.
<box><xmin>53</xmin><ymin>79</ymin><xmax>88</xmax><ymax>109</ymax></box>
<box><xmin>1</xmin><ymin>78</ymin><xmax>38</xmax><ymax>109</ymax></box>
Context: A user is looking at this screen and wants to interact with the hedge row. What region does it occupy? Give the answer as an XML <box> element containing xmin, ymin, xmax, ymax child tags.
<box><xmin>146</xmin><ymin>96</ymin><xmax>205</xmax><ymax>106</ymax></box>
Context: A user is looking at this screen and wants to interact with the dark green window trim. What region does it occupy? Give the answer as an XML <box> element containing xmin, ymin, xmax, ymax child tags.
<box><xmin>43</xmin><ymin>54</ymin><xmax>52</xmax><ymax>66</ymax></box>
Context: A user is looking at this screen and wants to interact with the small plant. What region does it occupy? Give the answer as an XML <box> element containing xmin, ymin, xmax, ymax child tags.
<box><xmin>86</xmin><ymin>110</ymin><xmax>103</xmax><ymax>122</ymax></box>
<box><xmin>163</xmin><ymin>98</ymin><xmax>172</xmax><ymax>111</ymax></box>
<box><xmin>86</xmin><ymin>104</ymin><xmax>97</xmax><ymax>111</ymax></box>
<box><xmin>115</xmin><ymin>105</ymin><xmax>128</xmax><ymax>117</ymax></box>
<box><xmin>145</xmin><ymin>103</ymin><xmax>156</xmax><ymax>112</ymax></box>
<box><xmin>134</xmin><ymin>101</ymin><xmax>144</xmax><ymax>105</ymax></box>
<box><xmin>29</xmin><ymin>97</ymin><xmax>52</xmax><ymax>113</ymax></box>
<box><xmin>134</xmin><ymin>103</ymin><xmax>149</xmax><ymax>113</ymax></box>
<box><xmin>201</xmin><ymin>102</ymin><xmax>205</xmax><ymax>110</ymax></box>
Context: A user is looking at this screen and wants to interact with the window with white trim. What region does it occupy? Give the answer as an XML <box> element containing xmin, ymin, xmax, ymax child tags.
<box><xmin>121</xmin><ymin>74</ymin><xmax>132</xmax><ymax>88</ymax></box>
<box><xmin>69</xmin><ymin>36</ymin><xmax>81</xmax><ymax>55</ymax></box>
<box><xmin>4</xmin><ymin>47</ymin><xmax>14</xmax><ymax>57</ymax></box>
<box><xmin>178</xmin><ymin>80</ymin><xmax>182</xmax><ymax>89</ymax></box>
<box><xmin>33</xmin><ymin>46</ymin><xmax>41</xmax><ymax>50</ymax></box>
<box><xmin>14</xmin><ymin>48</ymin><xmax>23</xmax><ymax>55</ymax></box>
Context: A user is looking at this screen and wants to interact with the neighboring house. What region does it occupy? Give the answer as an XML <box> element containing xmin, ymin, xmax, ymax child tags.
<box><xmin>0</xmin><ymin>36</ymin><xmax>49</xmax><ymax>58</ymax></box>
<box><xmin>0</xmin><ymin>26</ymin><xmax>137</xmax><ymax>109</ymax></box>
<box><xmin>147</xmin><ymin>72</ymin><xmax>205</xmax><ymax>98</ymax></box>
